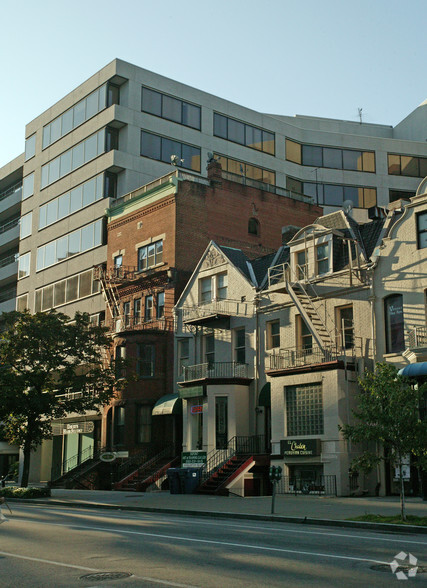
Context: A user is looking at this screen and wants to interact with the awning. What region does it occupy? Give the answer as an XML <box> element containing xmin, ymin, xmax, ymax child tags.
<box><xmin>152</xmin><ymin>393</ymin><xmax>182</xmax><ymax>416</ymax></box>
<box><xmin>398</xmin><ymin>362</ymin><xmax>427</xmax><ymax>378</ymax></box>
<box><xmin>258</xmin><ymin>382</ymin><xmax>271</xmax><ymax>407</ymax></box>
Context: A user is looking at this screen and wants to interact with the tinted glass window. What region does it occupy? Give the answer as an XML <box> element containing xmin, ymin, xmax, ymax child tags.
<box><xmin>182</xmin><ymin>102</ymin><xmax>201</xmax><ymax>129</ymax></box>
<box><xmin>162</xmin><ymin>95</ymin><xmax>182</xmax><ymax>123</ymax></box>
<box><xmin>228</xmin><ymin>119</ymin><xmax>245</xmax><ymax>144</ymax></box>
<box><xmin>286</xmin><ymin>139</ymin><xmax>301</xmax><ymax>164</ymax></box>
<box><xmin>142</xmin><ymin>87</ymin><xmax>162</xmax><ymax>116</ymax></box>
<box><xmin>141</xmin><ymin>131</ymin><xmax>161</xmax><ymax>160</ymax></box>
<box><xmin>324</xmin><ymin>184</ymin><xmax>343</xmax><ymax>206</ymax></box>
<box><xmin>213</xmin><ymin>113</ymin><xmax>227</xmax><ymax>138</ymax></box>
<box><xmin>246</xmin><ymin>126</ymin><xmax>262</xmax><ymax>150</ymax></box>
<box><xmin>182</xmin><ymin>144</ymin><xmax>201</xmax><ymax>172</ymax></box>
<box><xmin>25</xmin><ymin>134</ymin><xmax>36</xmax><ymax>160</ymax></box>
<box><xmin>302</xmin><ymin>145</ymin><xmax>322</xmax><ymax>166</ymax></box>
<box><xmin>161</xmin><ymin>138</ymin><xmax>182</xmax><ymax>163</ymax></box>
<box><xmin>342</xmin><ymin>150</ymin><xmax>362</xmax><ymax>171</ymax></box>
<box><xmin>323</xmin><ymin>148</ymin><xmax>342</xmax><ymax>169</ymax></box>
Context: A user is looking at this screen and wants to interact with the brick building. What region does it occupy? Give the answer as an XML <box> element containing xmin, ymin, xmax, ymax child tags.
<box><xmin>99</xmin><ymin>160</ymin><xmax>322</xmax><ymax>467</ymax></box>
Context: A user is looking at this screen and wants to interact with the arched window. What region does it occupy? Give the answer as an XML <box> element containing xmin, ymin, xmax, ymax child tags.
<box><xmin>384</xmin><ymin>294</ymin><xmax>405</xmax><ymax>353</ymax></box>
<box><xmin>248</xmin><ymin>217</ymin><xmax>259</xmax><ymax>235</ymax></box>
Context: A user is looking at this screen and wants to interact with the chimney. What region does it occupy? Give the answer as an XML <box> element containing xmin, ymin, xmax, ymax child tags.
<box><xmin>207</xmin><ymin>158</ymin><xmax>222</xmax><ymax>186</ymax></box>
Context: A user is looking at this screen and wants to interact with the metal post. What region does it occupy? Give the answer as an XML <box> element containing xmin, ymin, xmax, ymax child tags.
<box><xmin>271</xmin><ymin>480</ymin><xmax>277</xmax><ymax>514</ymax></box>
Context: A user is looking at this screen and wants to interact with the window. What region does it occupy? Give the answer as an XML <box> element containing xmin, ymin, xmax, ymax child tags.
<box><xmin>234</xmin><ymin>328</ymin><xmax>245</xmax><ymax>364</ymax></box>
<box><xmin>389</xmin><ymin>189</ymin><xmax>415</xmax><ymax>203</ymax></box>
<box><xmin>296</xmin><ymin>250</ymin><xmax>307</xmax><ymax>280</ymax></box>
<box><xmin>39</xmin><ymin>174</ymin><xmax>105</xmax><ymax>230</ymax></box>
<box><xmin>267</xmin><ymin>320</ymin><xmax>280</xmax><ymax>349</ymax></box>
<box><xmin>137</xmin><ymin>343</ymin><xmax>155</xmax><ymax>377</ymax></box>
<box><xmin>144</xmin><ymin>295</ymin><xmax>153</xmax><ymax>322</ymax></box>
<box><xmin>134</xmin><ymin>298</ymin><xmax>141</xmax><ymax>324</ymax></box>
<box><xmin>157</xmin><ymin>291</ymin><xmax>165</xmax><ymax>318</ymax></box>
<box><xmin>16</xmin><ymin>294</ymin><xmax>28</xmax><ymax>312</ymax></box>
<box><xmin>141</xmin><ymin>131</ymin><xmax>201</xmax><ymax>172</ymax></box>
<box><xmin>384</xmin><ymin>294</ymin><xmax>405</xmax><ymax>353</ymax></box>
<box><xmin>114</xmin><ymin>254</ymin><xmax>123</xmax><ymax>267</ymax></box>
<box><xmin>22</xmin><ymin>173</ymin><xmax>34</xmax><ymax>200</ymax></box>
<box><xmin>34</xmin><ymin>269</ymin><xmax>99</xmax><ymax>312</ymax></box>
<box><xmin>18</xmin><ymin>252</ymin><xmax>30</xmax><ymax>279</ymax></box>
<box><xmin>25</xmin><ymin>134</ymin><xmax>36</xmax><ymax>161</ymax></box>
<box><xmin>114</xmin><ymin>406</ymin><xmax>125</xmax><ymax>447</ymax></box>
<box><xmin>217</xmin><ymin>274</ymin><xmax>227</xmax><ymax>300</ymax></box>
<box><xmin>316</xmin><ymin>243</ymin><xmax>329</xmax><ymax>275</ymax></box>
<box><xmin>142</xmin><ymin>86</ymin><xmax>201</xmax><ymax>130</ymax></box>
<box><xmin>178</xmin><ymin>339</ymin><xmax>190</xmax><ymax>376</ymax></box>
<box><xmin>286</xmin><ymin>138</ymin><xmax>375</xmax><ymax>172</ymax></box>
<box><xmin>20</xmin><ymin>213</ymin><xmax>32</xmax><ymax>239</ymax></box>
<box><xmin>136</xmin><ymin>405</ymin><xmax>152</xmax><ymax>444</ymax></box>
<box><xmin>286</xmin><ymin>383</ymin><xmax>324</xmax><ymax>436</ymax></box>
<box><xmin>36</xmin><ymin>219</ymin><xmax>103</xmax><ymax>271</ymax></box>
<box><xmin>42</xmin><ymin>82</ymin><xmax>118</xmax><ymax>148</ymax></box>
<box><xmin>388</xmin><ymin>153</ymin><xmax>427</xmax><ymax>177</ymax></box>
<box><xmin>286</xmin><ymin>177</ymin><xmax>377</xmax><ymax>208</ymax></box>
<box><xmin>213</xmin><ymin>154</ymin><xmax>276</xmax><ymax>185</ymax></box>
<box><xmin>41</xmin><ymin>128</ymin><xmax>110</xmax><ymax>189</ymax></box>
<box><xmin>417</xmin><ymin>211</ymin><xmax>427</xmax><ymax>249</ymax></box>
<box><xmin>337</xmin><ymin>306</ymin><xmax>354</xmax><ymax>349</ymax></box>
<box><xmin>115</xmin><ymin>345</ymin><xmax>126</xmax><ymax>379</ymax></box>
<box><xmin>248</xmin><ymin>218</ymin><xmax>259</xmax><ymax>236</ymax></box>
<box><xmin>204</xmin><ymin>334</ymin><xmax>215</xmax><ymax>366</ymax></box>
<box><xmin>123</xmin><ymin>301</ymin><xmax>131</xmax><ymax>327</ymax></box>
<box><xmin>298</xmin><ymin>317</ymin><xmax>312</xmax><ymax>351</ymax></box>
<box><xmin>200</xmin><ymin>277</ymin><xmax>212</xmax><ymax>303</ymax></box>
<box><xmin>214</xmin><ymin>113</ymin><xmax>275</xmax><ymax>155</ymax></box>
<box><xmin>138</xmin><ymin>240</ymin><xmax>163</xmax><ymax>271</ymax></box>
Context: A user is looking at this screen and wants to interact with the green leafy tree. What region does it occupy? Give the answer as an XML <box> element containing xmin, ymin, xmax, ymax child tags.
<box><xmin>0</xmin><ymin>310</ymin><xmax>121</xmax><ymax>487</ymax></box>
<box><xmin>340</xmin><ymin>362</ymin><xmax>427</xmax><ymax>520</ymax></box>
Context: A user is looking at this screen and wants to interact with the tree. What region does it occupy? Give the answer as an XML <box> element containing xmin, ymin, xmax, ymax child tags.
<box><xmin>340</xmin><ymin>362</ymin><xmax>427</xmax><ymax>520</ymax></box>
<box><xmin>0</xmin><ymin>310</ymin><xmax>121</xmax><ymax>487</ymax></box>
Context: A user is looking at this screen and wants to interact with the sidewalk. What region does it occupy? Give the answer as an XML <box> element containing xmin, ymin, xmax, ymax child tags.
<box><xmin>12</xmin><ymin>489</ymin><xmax>427</xmax><ymax>533</ymax></box>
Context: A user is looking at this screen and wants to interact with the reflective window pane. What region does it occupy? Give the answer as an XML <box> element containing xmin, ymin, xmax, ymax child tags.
<box><xmin>182</xmin><ymin>102</ymin><xmax>201</xmax><ymax>129</ymax></box>
<box><xmin>262</xmin><ymin>131</ymin><xmax>275</xmax><ymax>155</ymax></box>
<box><xmin>246</xmin><ymin>126</ymin><xmax>262</xmax><ymax>151</ymax></box>
<box><xmin>161</xmin><ymin>138</ymin><xmax>182</xmax><ymax>163</ymax></box>
<box><xmin>181</xmin><ymin>144</ymin><xmax>201</xmax><ymax>172</ymax></box>
<box><xmin>86</xmin><ymin>91</ymin><xmax>98</xmax><ymax>119</ymax></box>
<box><xmin>286</xmin><ymin>139</ymin><xmax>301</xmax><ymax>164</ymax></box>
<box><xmin>23</xmin><ymin>173</ymin><xmax>34</xmax><ymax>199</ymax></box>
<box><xmin>56</xmin><ymin>236</ymin><xmax>68</xmax><ymax>262</ymax></box>
<box><xmin>83</xmin><ymin>178</ymin><xmax>96</xmax><ymax>207</ymax></box>
<box><xmin>61</xmin><ymin>109</ymin><xmax>73</xmax><ymax>135</ymax></box>
<box><xmin>46</xmin><ymin>200</ymin><xmax>58</xmax><ymax>225</ymax></box>
<box><xmin>162</xmin><ymin>95</ymin><xmax>182</xmax><ymax>123</ymax></box>
<box><xmin>213</xmin><ymin>113</ymin><xmax>227</xmax><ymax>138</ymax></box>
<box><xmin>79</xmin><ymin>271</ymin><xmax>92</xmax><ymax>297</ymax></box>
<box><xmin>72</xmin><ymin>142</ymin><xmax>84</xmax><ymax>169</ymax></box>
<box><xmin>362</xmin><ymin>151</ymin><xmax>375</xmax><ymax>172</ymax></box>
<box><xmin>44</xmin><ymin>241</ymin><xmax>56</xmax><ymax>267</ymax></box>
<box><xmin>73</xmin><ymin>101</ymin><xmax>85</xmax><ymax>127</ymax></box>
<box><xmin>342</xmin><ymin>150</ymin><xmax>362</xmax><ymax>171</ymax></box>
<box><xmin>142</xmin><ymin>87</ymin><xmax>162</xmax><ymax>116</ymax></box>
<box><xmin>388</xmin><ymin>154</ymin><xmax>401</xmax><ymax>175</ymax></box>
<box><xmin>50</xmin><ymin>117</ymin><xmax>61</xmax><ymax>144</ymax></box>
<box><xmin>141</xmin><ymin>131</ymin><xmax>161</xmax><ymax>160</ymax></box>
<box><xmin>43</xmin><ymin>126</ymin><xmax>51</xmax><ymax>149</ymax></box>
<box><xmin>363</xmin><ymin>188</ymin><xmax>377</xmax><ymax>208</ymax></box>
<box><xmin>54</xmin><ymin>281</ymin><xmax>66</xmax><ymax>306</ymax></box>
<box><xmin>324</xmin><ymin>184</ymin><xmax>343</xmax><ymax>206</ymax></box>
<box><xmin>81</xmin><ymin>224</ymin><xmax>94</xmax><ymax>250</ymax></box>
<box><xmin>58</xmin><ymin>192</ymin><xmax>70</xmax><ymax>218</ymax></box>
<box><xmin>70</xmin><ymin>186</ymin><xmax>83</xmax><ymax>213</ymax></box>
<box><xmin>68</xmin><ymin>230</ymin><xmax>81</xmax><ymax>256</ymax></box>
<box><xmin>60</xmin><ymin>150</ymin><xmax>72</xmax><ymax>176</ymax></box>
<box><xmin>324</xmin><ymin>148</ymin><xmax>342</xmax><ymax>169</ymax></box>
<box><xmin>401</xmin><ymin>156</ymin><xmax>419</xmax><ymax>177</ymax></box>
<box><xmin>94</xmin><ymin>219</ymin><xmax>102</xmax><ymax>246</ymax></box>
<box><xmin>66</xmin><ymin>276</ymin><xmax>79</xmax><ymax>302</ymax></box>
<box><xmin>302</xmin><ymin>145</ymin><xmax>323</xmax><ymax>167</ymax></box>
<box><xmin>49</xmin><ymin>157</ymin><xmax>60</xmax><ymax>184</ymax></box>
<box><xmin>25</xmin><ymin>134</ymin><xmax>36</xmax><ymax>160</ymax></box>
<box><xmin>84</xmin><ymin>133</ymin><xmax>98</xmax><ymax>162</ymax></box>
<box><xmin>228</xmin><ymin>119</ymin><xmax>245</xmax><ymax>144</ymax></box>
<box><xmin>343</xmin><ymin>186</ymin><xmax>360</xmax><ymax>206</ymax></box>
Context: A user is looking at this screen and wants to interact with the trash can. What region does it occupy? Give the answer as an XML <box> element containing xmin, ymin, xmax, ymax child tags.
<box><xmin>167</xmin><ymin>468</ymin><xmax>182</xmax><ymax>494</ymax></box>
<box><xmin>181</xmin><ymin>467</ymin><xmax>203</xmax><ymax>494</ymax></box>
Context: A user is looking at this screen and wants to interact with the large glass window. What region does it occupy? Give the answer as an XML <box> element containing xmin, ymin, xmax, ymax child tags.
<box><xmin>20</xmin><ymin>212</ymin><xmax>32</xmax><ymax>239</ymax></box>
<box><xmin>42</xmin><ymin>83</ymin><xmax>118</xmax><ymax>149</ymax></box>
<box><xmin>214</xmin><ymin>113</ymin><xmax>275</xmax><ymax>155</ymax></box>
<box><xmin>384</xmin><ymin>294</ymin><xmax>405</xmax><ymax>353</ymax></box>
<box><xmin>136</xmin><ymin>405</ymin><xmax>152</xmax><ymax>444</ymax></box>
<box><xmin>214</xmin><ymin>153</ymin><xmax>275</xmax><ymax>185</ymax></box>
<box><xmin>22</xmin><ymin>173</ymin><xmax>34</xmax><ymax>200</ymax></box>
<box><xmin>141</xmin><ymin>131</ymin><xmax>201</xmax><ymax>172</ymax></box>
<box><xmin>388</xmin><ymin>153</ymin><xmax>427</xmax><ymax>177</ymax></box>
<box><xmin>234</xmin><ymin>328</ymin><xmax>245</xmax><ymax>364</ymax></box>
<box><xmin>286</xmin><ymin>139</ymin><xmax>375</xmax><ymax>172</ymax></box>
<box><xmin>36</xmin><ymin>219</ymin><xmax>103</xmax><ymax>271</ymax></box>
<box><xmin>417</xmin><ymin>211</ymin><xmax>427</xmax><ymax>249</ymax></box>
<box><xmin>18</xmin><ymin>252</ymin><xmax>30</xmax><ymax>279</ymax></box>
<box><xmin>34</xmin><ymin>269</ymin><xmax>99</xmax><ymax>312</ymax></box>
<box><xmin>286</xmin><ymin>383</ymin><xmax>324</xmax><ymax>436</ymax></box>
<box><xmin>286</xmin><ymin>177</ymin><xmax>376</xmax><ymax>209</ymax></box>
<box><xmin>137</xmin><ymin>240</ymin><xmax>163</xmax><ymax>271</ymax></box>
<box><xmin>25</xmin><ymin>134</ymin><xmax>36</xmax><ymax>161</ymax></box>
<box><xmin>142</xmin><ymin>86</ymin><xmax>201</xmax><ymax>130</ymax></box>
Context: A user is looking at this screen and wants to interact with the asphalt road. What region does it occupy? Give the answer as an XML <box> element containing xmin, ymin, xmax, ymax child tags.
<box><xmin>0</xmin><ymin>504</ymin><xmax>426</xmax><ymax>587</ymax></box>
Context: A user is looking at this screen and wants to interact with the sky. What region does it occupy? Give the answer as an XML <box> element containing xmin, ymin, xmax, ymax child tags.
<box><xmin>1</xmin><ymin>0</ymin><xmax>426</xmax><ymax>168</ymax></box>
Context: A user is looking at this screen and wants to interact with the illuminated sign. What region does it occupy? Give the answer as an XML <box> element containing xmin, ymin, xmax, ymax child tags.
<box><xmin>281</xmin><ymin>439</ymin><xmax>321</xmax><ymax>457</ymax></box>
<box><xmin>191</xmin><ymin>405</ymin><xmax>203</xmax><ymax>414</ymax></box>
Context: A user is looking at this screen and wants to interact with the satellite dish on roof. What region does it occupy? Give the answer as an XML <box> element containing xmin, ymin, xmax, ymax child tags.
<box><xmin>342</xmin><ymin>200</ymin><xmax>354</xmax><ymax>216</ymax></box>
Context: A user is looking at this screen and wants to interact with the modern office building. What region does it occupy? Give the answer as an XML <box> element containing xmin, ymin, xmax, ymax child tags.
<box><xmin>0</xmin><ymin>57</ymin><xmax>424</xmax><ymax>320</ymax></box>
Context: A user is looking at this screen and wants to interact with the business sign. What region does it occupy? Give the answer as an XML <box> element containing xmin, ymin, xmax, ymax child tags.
<box><xmin>191</xmin><ymin>405</ymin><xmax>203</xmax><ymax>414</ymax></box>
<box><xmin>100</xmin><ymin>452</ymin><xmax>116</xmax><ymax>463</ymax></box>
<box><xmin>182</xmin><ymin>451</ymin><xmax>207</xmax><ymax>467</ymax></box>
<box><xmin>63</xmin><ymin>421</ymin><xmax>94</xmax><ymax>435</ymax></box>
<box><xmin>179</xmin><ymin>386</ymin><xmax>204</xmax><ymax>399</ymax></box>
<box><xmin>281</xmin><ymin>439</ymin><xmax>321</xmax><ymax>457</ymax></box>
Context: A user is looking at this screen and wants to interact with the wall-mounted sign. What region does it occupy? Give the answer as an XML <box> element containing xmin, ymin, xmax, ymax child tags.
<box><xmin>63</xmin><ymin>421</ymin><xmax>94</xmax><ymax>435</ymax></box>
<box><xmin>179</xmin><ymin>386</ymin><xmax>204</xmax><ymax>399</ymax></box>
<box><xmin>100</xmin><ymin>452</ymin><xmax>116</xmax><ymax>463</ymax></box>
<box><xmin>182</xmin><ymin>451</ymin><xmax>207</xmax><ymax>467</ymax></box>
<box><xmin>281</xmin><ymin>439</ymin><xmax>321</xmax><ymax>457</ymax></box>
<box><xmin>191</xmin><ymin>405</ymin><xmax>203</xmax><ymax>414</ymax></box>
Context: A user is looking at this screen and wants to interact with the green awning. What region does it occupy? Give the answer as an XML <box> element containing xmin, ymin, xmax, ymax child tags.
<box><xmin>258</xmin><ymin>382</ymin><xmax>271</xmax><ymax>407</ymax></box>
<box><xmin>152</xmin><ymin>394</ymin><xmax>182</xmax><ymax>416</ymax></box>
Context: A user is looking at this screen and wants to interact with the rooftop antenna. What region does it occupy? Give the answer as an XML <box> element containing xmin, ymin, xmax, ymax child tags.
<box><xmin>342</xmin><ymin>199</ymin><xmax>354</xmax><ymax>216</ymax></box>
<box><xmin>358</xmin><ymin>107</ymin><xmax>363</xmax><ymax>124</ymax></box>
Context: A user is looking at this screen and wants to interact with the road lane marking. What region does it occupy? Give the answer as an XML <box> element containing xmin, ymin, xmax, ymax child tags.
<box><xmin>11</xmin><ymin>506</ymin><xmax>427</xmax><ymax>546</ymax></box>
<box><xmin>0</xmin><ymin>551</ymin><xmax>195</xmax><ymax>587</ymax></box>
<box><xmin>5</xmin><ymin>518</ymin><xmax>392</xmax><ymax>566</ymax></box>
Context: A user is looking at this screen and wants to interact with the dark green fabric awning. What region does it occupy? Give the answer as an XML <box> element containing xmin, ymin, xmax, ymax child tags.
<box><xmin>152</xmin><ymin>394</ymin><xmax>182</xmax><ymax>416</ymax></box>
<box><xmin>258</xmin><ymin>382</ymin><xmax>271</xmax><ymax>407</ymax></box>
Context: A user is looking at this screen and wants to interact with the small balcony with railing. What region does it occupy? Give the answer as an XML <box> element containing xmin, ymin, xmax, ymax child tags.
<box><xmin>112</xmin><ymin>314</ymin><xmax>175</xmax><ymax>335</ymax></box>
<box><xmin>0</xmin><ymin>181</ymin><xmax>22</xmax><ymax>211</ymax></box>
<box><xmin>0</xmin><ymin>252</ymin><xmax>18</xmax><ymax>284</ymax></box>
<box><xmin>405</xmin><ymin>326</ymin><xmax>427</xmax><ymax>362</ymax></box>
<box><xmin>0</xmin><ymin>216</ymin><xmax>20</xmax><ymax>249</ymax></box>
<box><xmin>178</xmin><ymin>361</ymin><xmax>254</xmax><ymax>386</ymax></box>
<box><xmin>181</xmin><ymin>299</ymin><xmax>253</xmax><ymax>328</ymax></box>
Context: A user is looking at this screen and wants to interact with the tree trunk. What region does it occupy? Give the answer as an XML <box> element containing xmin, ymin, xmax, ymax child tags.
<box><xmin>399</xmin><ymin>460</ymin><xmax>406</xmax><ymax>521</ymax></box>
<box><xmin>21</xmin><ymin>443</ymin><xmax>31</xmax><ymax>488</ymax></box>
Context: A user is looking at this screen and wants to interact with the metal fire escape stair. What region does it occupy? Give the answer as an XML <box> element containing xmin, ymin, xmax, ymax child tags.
<box><xmin>95</xmin><ymin>264</ymin><xmax>121</xmax><ymax>321</ymax></box>
<box><xmin>286</xmin><ymin>280</ymin><xmax>335</xmax><ymax>351</ymax></box>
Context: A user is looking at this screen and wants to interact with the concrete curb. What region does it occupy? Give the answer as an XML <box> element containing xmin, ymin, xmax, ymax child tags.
<box><xmin>7</xmin><ymin>498</ymin><xmax>427</xmax><ymax>535</ymax></box>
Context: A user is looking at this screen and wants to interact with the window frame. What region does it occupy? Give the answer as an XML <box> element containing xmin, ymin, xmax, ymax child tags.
<box><xmin>267</xmin><ymin>320</ymin><xmax>280</xmax><ymax>349</ymax></box>
<box><xmin>417</xmin><ymin>211</ymin><xmax>427</xmax><ymax>249</ymax></box>
<box><xmin>137</xmin><ymin>343</ymin><xmax>155</xmax><ymax>378</ymax></box>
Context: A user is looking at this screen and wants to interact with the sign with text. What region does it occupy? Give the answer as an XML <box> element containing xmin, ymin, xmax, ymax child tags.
<box><xmin>191</xmin><ymin>405</ymin><xmax>203</xmax><ymax>414</ymax></box>
<box><xmin>63</xmin><ymin>421</ymin><xmax>94</xmax><ymax>435</ymax></box>
<box><xmin>182</xmin><ymin>451</ymin><xmax>207</xmax><ymax>467</ymax></box>
<box><xmin>281</xmin><ymin>439</ymin><xmax>321</xmax><ymax>457</ymax></box>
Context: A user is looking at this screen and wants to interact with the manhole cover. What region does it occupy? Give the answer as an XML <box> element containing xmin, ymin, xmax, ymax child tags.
<box><xmin>80</xmin><ymin>572</ymin><xmax>133</xmax><ymax>582</ymax></box>
<box><xmin>370</xmin><ymin>564</ymin><xmax>426</xmax><ymax>574</ymax></box>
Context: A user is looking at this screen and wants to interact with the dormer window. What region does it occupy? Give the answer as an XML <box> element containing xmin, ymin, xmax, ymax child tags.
<box><xmin>316</xmin><ymin>243</ymin><xmax>329</xmax><ymax>275</ymax></box>
<box><xmin>217</xmin><ymin>273</ymin><xmax>228</xmax><ymax>300</ymax></box>
<box><xmin>295</xmin><ymin>250</ymin><xmax>307</xmax><ymax>280</ymax></box>
<box><xmin>200</xmin><ymin>277</ymin><xmax>212</xmax><ymax>303</ymax></box>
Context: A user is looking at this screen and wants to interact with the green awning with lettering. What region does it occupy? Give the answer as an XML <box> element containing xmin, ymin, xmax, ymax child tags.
<box><xmin>258</xmin><ymin>382</ymin><xmax>271</xmax><ymax>407</ymax></box>
<box><xmin>152</xmin><ymin>394</ymin><xmax>182</xmax><ymax>416</ymax></box>
<box><xmin>178</xmin><ymin>385</ymin><xmax>205</xmax><ymax>399</ymax></box>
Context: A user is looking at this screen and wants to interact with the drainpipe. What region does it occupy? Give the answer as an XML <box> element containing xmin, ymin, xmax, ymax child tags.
<box><xmin>254</xmin><ymin>291</ymin><xmax>261</xmax><ymax>438</ymax></box>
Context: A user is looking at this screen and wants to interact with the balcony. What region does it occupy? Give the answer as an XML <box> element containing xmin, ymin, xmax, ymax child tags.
<box><xmin>0</xmin><ymin>217</ymin><xmax>20</xmax><ymax>249</ymax></box>
<box><xmin>404</xmin><ymin>326</ymin><xmax>427</xmax><ymax>362</ymax></box>
<box><xmin>179</xmin><ymin>361</ymin><xmax>253</xmax><ymax>384</ymax></box>
<box><xmin>112</xmin><ymin>316</ymin><xmax>174</xmax><ymax>334</ymax></box>
<box><xmin>0</xmin><ymin>181</ymin><xmax>22</xmax><ymax>209</ymax></box>
<box><xmin>267</xmin><ymin>344</ymin><xmax>356</xmax><ymax>373</ymax></box>
<box><xmin>181</xmin><ymin>299</ymin><xmax>253</xmax><ymax>327</ymax></box>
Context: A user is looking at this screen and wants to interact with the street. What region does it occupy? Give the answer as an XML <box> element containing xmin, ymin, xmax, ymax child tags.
<box><xmin>0</xmin><ymin>504</ymin><xmax>426</xmax><ymax>587</ymax></box>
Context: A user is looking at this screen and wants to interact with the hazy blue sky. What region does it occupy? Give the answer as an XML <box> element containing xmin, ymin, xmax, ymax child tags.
<box><xmin>1</xmin><ymin>0</ymin><xmax>426</xmax><ymax>168</ymax></box>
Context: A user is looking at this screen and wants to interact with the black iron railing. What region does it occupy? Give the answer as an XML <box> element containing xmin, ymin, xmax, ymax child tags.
<box><xmin>276</xmin><ymin>475</ymin><xmax>337</xmax><ymax>496</ymax></box>
<box><xmin>115</xmin><ymin>443</ymin><xmax>176</xmax><ymax>484</ymax></box>
<box><xmin>180</xmin><ymin>362</ymin><xmax>252</xmax><ymax>382</ymax></box>
<box><xmin>51</xmin><ymin>445</ymin><xmax>107</xmax><ymax>483</ymax></box>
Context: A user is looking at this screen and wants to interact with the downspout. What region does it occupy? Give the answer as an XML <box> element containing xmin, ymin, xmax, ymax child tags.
<box><xmin>254</xmin><ymin>291</ymin><xmax>260</xmax><ymax>438</ymax></box>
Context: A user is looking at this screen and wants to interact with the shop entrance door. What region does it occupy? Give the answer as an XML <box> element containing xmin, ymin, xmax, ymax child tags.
<box><xmin>215</xmin><ymin>396</ymin><xmax>228</xmax><ymax>449</ymax></box>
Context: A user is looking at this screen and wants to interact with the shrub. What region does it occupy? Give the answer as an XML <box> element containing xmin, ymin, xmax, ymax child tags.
<box><xmin>0</xmin><ymin>486</ymin><xmax>51</xmax><ymax>499</ymax></box>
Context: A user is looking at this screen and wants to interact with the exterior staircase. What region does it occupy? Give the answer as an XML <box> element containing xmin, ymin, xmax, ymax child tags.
<box><xmin>198</xmin><ymin>454</ymin><xmax>255</xmax><ymax>495</ymax></box>
<box><xmin>114</xmin><ymin>444</ymin><xmax>178</xmax><ymax>492</ymax></box>
<box><xmin>50</xmin><ymin>447</ymin><xmax>107</xmax><ymax>490</ymax></box>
